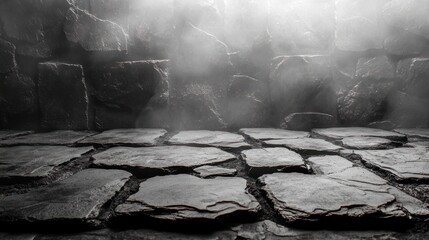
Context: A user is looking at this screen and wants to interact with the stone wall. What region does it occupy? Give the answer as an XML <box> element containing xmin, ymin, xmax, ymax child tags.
<box><xmin>1</xmin><ymin>0</ymin><xmax>429</xmax><ymax>130</ymax></box>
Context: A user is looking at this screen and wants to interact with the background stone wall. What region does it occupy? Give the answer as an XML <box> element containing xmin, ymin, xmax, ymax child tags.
<box><xmin>1</xmin><ymin>0</ymin><xmax>429</xmax><ymax>130</ymax></box>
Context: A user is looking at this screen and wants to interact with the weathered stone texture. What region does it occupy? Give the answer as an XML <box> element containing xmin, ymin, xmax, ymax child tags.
<box><xmin>38</xmin><ymin>62</ymin><xmax>88</xmax><ymax>130</ymax></box>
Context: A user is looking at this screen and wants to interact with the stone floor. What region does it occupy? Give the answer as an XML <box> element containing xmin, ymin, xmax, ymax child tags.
<box><xmin>0</xmin><ymin>127</ymin><xmax>429</xmax><ymax>239</ymax></box>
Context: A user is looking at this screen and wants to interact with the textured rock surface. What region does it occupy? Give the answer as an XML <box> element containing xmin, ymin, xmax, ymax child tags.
<box><xmin>312</xmin><ymin>127</ymin><xmax>406</xmax><ymax>141</ymax></box>
<box><xmin>169</xmin><ymin>22</ymin><xmax>232</xmax><ymax>130</ymax></box>
<box><xmin>227</xmin><ymin>75</ymin><xmax>269</xmax><ymax>128</ymax></box>
<box><xmin>38</xmin><ymin>62</ymin><xmax>88</xmax><ymax>130</ymax></box>
<box><xmin>92</xmin><ymin>146</ymin><xmax>235</xmax><ymax>175</ymax></box>
<box><xmin>270</xmin><ymin>55</ymin><xmax>336</xmax><ymax>124</ymax></box>
<box><xmin>394</xmin><ymin>129</ymin><xmax>429</xmax><ymax>139</ymax></box>
<box><xmin>384</xmin><ymin>29</ymin><xmax>425</xmax><ymax>56</ymax></box>
<box><xmin>241</xmin><ymin>148</ymin><xmax>306</xmax><ymax>176</ymax></box>
<box><xmin>0</xmin><ymin>72</ymin><xmax>38</xmax><ymax>129</ymax></box>
<box><xmin>264</xmin><ymin>138</ymin><xmax>343</xmax><ymax>155</ymax></box>
<box><xmin>282</xmin><ymin>112</ymin><xmax>335</xmax><ymax>131</ymax></box>
<box><xmin>338</xmin><ymin>56</ymin><xmax>396</xmax><ymax>125</ymax></box>
<box><xmin>194</xmin><ymin>166</ymin><xmax>237</xmax><ymax>178</ymax></box>
<box><xmin>341</xmin><ymin>137</ymin><xmax>396</xmax><ymax>149</ymax></box>
<box><xmin>116</xmin><ymin>174</ymin><xmax>260</xmax><ymax>220</ymax></box>
<box><xmin>0</xmin><ymin>131</ymin><xmax>33</xmax><ymax>140</ymax></box>
<box><xmin>308</xmin><ymin>155</ymin><xmax>429</xmax><ymax>217</ymax></box>
<box><xmin>0</xmin><ymin>131</ymin><xmax>94</xmax><ymax>146</ymax></box>
<box><xmin>64</xmin><ymin>7</ymin><xmax>127</xmax><ymax>51</ymax></box>
<box><xmin>168</xmin><ymin>131</ymin><xmax>250</xmax><ymax>149</ymax></box>
<box><xmin>0</xmin><ymin>146</ymin><xmax>93</xmax><ymax>180</ymax></box>
<box><xmin>79</xmin><ymin>129</ymin><xmax>166</xmax><ymax>146</ymax></box>
<box><xmin>0</xmin><ymin>169</ymin><xmax>131</xmax><ymax>224</ymax></box>
<box><xmin>239</xmin><ymin>128</ymin><xmax>309</xmax><ymax>141</ymax></box>
<box><xmin>0</xmin><ymin>39</ymin><xmax>16</xmax><ymax>73</ymax></box>
<box><xmin>351</xmin><ymin>147</ymin><xmax>429</xmax><ymax>181</ymax></box>
<box><xmin>90</xmin><ymin>60</ymin><xmax>169</xmax><ymax>130</ymax></box>
<box><xmin>260</xmin><ymin>172</ymin><xmax>399</xmax><ymax>222</ymax></box>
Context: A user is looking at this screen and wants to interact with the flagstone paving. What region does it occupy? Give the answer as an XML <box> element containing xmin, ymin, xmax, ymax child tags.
<box><xmin>79</xmin><ymin>128</ymin><xmax>167</xmax><ymax>146</ymax></box>
<box><xmin>312</xmin><ymin>127</ymin><xmax>407</xmax><ymax>141</ymax></box>
<box><xmin>0</xmin><ymin>131</ymin><xmax>95</xmax><ymax>146</ymax></box>
<box><xmin>0</xmin><ymin>128</ymin><xmax>428</xmax><ymax>237</ymax></box>
<box><xmin>168</xmin><ymin>130</ymin><xmax>250</xmax><ymax>149</ymax></box>
<box><xmin>0</xmin><ymin>146</ymin><xmax>93</xmax><ymax>182</ymax></box>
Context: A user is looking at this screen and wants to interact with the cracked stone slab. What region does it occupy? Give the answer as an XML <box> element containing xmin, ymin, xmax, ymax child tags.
<box><xmin>264</xmin><ymin>138</ymin><xmax>342</xmax><ymax>154</ymax></box>
<box><xmin>394</xmin><ymin>129</ymin><xmax>429</xmax><ymax>139</ymax></box>
<box><xmin>241</xmin><ymin>148</ymin><xmax>307</xmax><ymax>176</ymax></box>
<box><xmin>239</xmin><ymin>128</ymin><xmax>309</xmax><ymax>141</ymax></box>
<box><xmin>0</xmin><ymin>146</ymin><xmax>93</xmax><ymax>181</ymax></box>
<box><xmin>350</xmin><ymin>147</ymin><xmax>429</xmax><ymax>181</ymax></box>
<box><xmin>0</xmin><ymin>131</ymin><xmax>33</xmax><ymax>140</ymax></box>
<box><xmin>341</xmin><ymin>137</ymin><xmax>397</xmax><ymax>150</ymax></box>
<box><xmin>0</xmin><ymin>131</ymin><xmax>95</xmax><ymax>146</ymax></box>
<box><xmin>193</xmin><ymin>166</ymin><xmax>236</xmax><ymax>178</ymax></box>
<box><xmin>312</xmin><ymin>127</ymin><xmax>407</xmax><ymax>141</ymax></box>
<box><xmin>168</xmin><ymin>130</ymin><xmax>250</xmax><ymax>149</ymax></box>
<box><xmin>79</xmin><ymin>129</ymin><xmax>167</xmax><ymax>146</ymax></box>
<box><xmin>92</xmin><ymin>146</ymin><xmax>236</xmax><ymax>175</ymax></box>
<box><xmin>116</xmin><ymin>174</ymin><xmax>260</xmax><ymax>220</ymax></box>
<box><xmin>308</xmin><ymin>155</ymin><xmax>429</xmax><ymax>218</ymax></box>
<box><xmin>0</xmin><ymin>169</ymin><xmax>131</xmax><ymax>226</ymax></box>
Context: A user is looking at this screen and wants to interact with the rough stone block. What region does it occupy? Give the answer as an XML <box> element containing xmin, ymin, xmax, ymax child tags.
<box><xmin>64</xmin><ymin>7</ymin><xmax>127</xmax><ymax>52</ymax></box>
<box><xmin>38</xmin><ymin>62</ymin><xmax>88</xmax><ymax>130</ymax></box>
<box><xmin>270</xmin><ymin>55</ymin><xmax>336</xmax><ymax>125</ymax></box>
<box><xmin>0</xmin><ymin>39</ymin><xmax>16</xmax><ymax>73</ymax></box>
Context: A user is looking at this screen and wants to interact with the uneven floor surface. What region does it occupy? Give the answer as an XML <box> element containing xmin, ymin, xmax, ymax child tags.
<box><xmin>0</xmin><ymin>128</ymin><xmax>428</xmax><ymax>239</ymax></box>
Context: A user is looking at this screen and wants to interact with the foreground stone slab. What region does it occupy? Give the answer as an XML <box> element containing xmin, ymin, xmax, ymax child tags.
<box><xmin>350</xmin><ymin>147</ymin><xmax>429</xmax><ymax>181</ymax></box>
<box><xmin>193</xmin><ymin>166</ymin><xmax>236</xmax><ymax>178</ymax></box>
<box><xmin>92</xmin><ymin>146</ymin><xmax>235</xmax><ymax>175</ymax></box>
<box><xmin>260</xmin><ymin>170</ymin><xmax>429</xmax><ymax>223</ymax></box>
<box><xmin>341</xmin><ymin>137</ymin><xmax>396</xmax><ymax>150</ymax></box>
<box><xmin>264</xmin><ymin>138</ymin><xmax>342</xmax><ymax>155</ymax></box>
<box><xmin>0</xmin><ymin>131</ymin><xmax>95</xmax><ymax>146</ymax></box>
<box><xmin>0</xmin><ymin>131</ymin><xmax>33</xmax><ymax>140</ymax></box>
<box><xmin>0</xmin><ymin>146</ymin><xmax>93</xmax><ymax>181</ymax></box>
<box><xmin>168</xmin><ymin>131</ymin><xmax>250</xmax><ymax>149</ymax></box>
<box><xmin>116</xmin><ymin>174</ymin><xmax>260</xmax><ymax>220</ymax></box>
<box><xmin>312</xmin><ymin>127</ymin><xmax>406</xmax><ymax>141</ymax></box>
<box><xmin>79</xmin><ymin>129</ymin><xmax>167</xmax><ymax>146</ymax></box>
<box><xmin>241</xmin><ymin>148</ymin><xmax>306</xmax><ymax>176</ymax></box>
<box><xmin>239</xmin><ymin>128</ymin><xmax>309</xmax><ymax>141</ymax></box>
<box><xmin>394</xmin><ymin>129</ymin><xmax>429</xmax><ymax>139</ymax></box>
<box><xmin>0</xmin><ymin>169</ymin><xmax>131</xmax><ymax>225</ymax></box>
<box><xmin>308</xmin><ymin>156</ymin><xmax>429</xmax><ymax>218</ymax></box>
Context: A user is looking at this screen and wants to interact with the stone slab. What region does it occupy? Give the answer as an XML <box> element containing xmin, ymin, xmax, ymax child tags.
<box><xmin>312</xmin><ymin>127</ymin><xmax>407</xmax><ymax>141</ymax></box>
<box><xmin>341</xmin><ymin>137</ymin><xmax>396</xmax><ymax>149</ymax></box>
<box><xmin>193</xmin><ymin>166</ymin><xmax>237</xmax><ymax>178</ymax></box>
<box><xmin>241</xmin><ymin>148</ymin><xmax>306</xmax><ymax>176</ymax></box>
<box><xmin>264</xmin><ymin>138</ymin><xmax>343</xmax><ymax>154</ymax></box>
<box><xmin>351</xmin><ymin>147</ymin><xmax>429</xmax><ymax>181</ymax></box>
<box><xmin>0</xmin><ymin>131</ymin><xmax>95</xmax><ymax>146</ymax></box>
<box><xmin>0</xmin><ymin>131</ymin><xmax>33</xmax><ymax>140</ymax></box>
<box><xmin>308</xmin><ymin>155</ymin><xmax>429</xmax><ymax>218</ymax></box>
<box><xmin>239</xmin><ymin>128</ymin><xmax>309</xmax><ymax>141</ymax></box>
<box><xmin>92</xmin><ymin>146</ymin><xmax>236</xmax><ymax>175</ymax></box>
<box><xmin>394</xmin><ymin>129</ymin><xmax>429</xmax><ymax>139</ymax></box>
<box><xmin>0</xmin><ymin>169</ymin><xmax>131</xmax><ymax>225</ymax></box>
<box><xmin>115</xmin><ymin>174</ymin><xmax>260</xmax><ymax>220</ymax></box>
<box><xmin>79</xmin><ymin>129</ymin><xmax>167</xmax><ymax>146</ymax></box>
<box><xmin>0</xmin><ymin>146</ymin><xmax>93</xmax><ymax>180</ymax></box>
<box><xmin>168</xmin><ymin>131</ymin><xmax>250</xmax><ymax>149</ymax></box>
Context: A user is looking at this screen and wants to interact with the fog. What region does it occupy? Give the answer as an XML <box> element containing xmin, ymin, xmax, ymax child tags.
<box><xmin>1</xmin><ymin>0</ymin><xmax>429</xmax><ymax>130</ymax></box>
